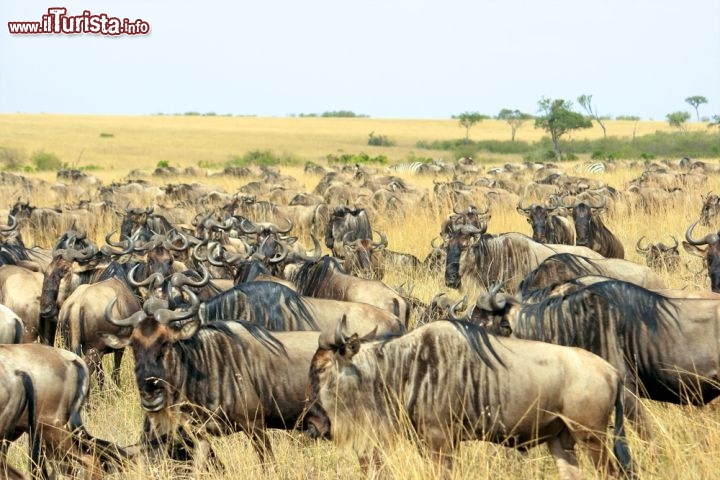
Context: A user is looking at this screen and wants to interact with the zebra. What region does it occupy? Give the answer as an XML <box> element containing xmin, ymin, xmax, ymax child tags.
<box><xmin>389</xmin><ymin>161</ymin><xmax>424</xmax><ymax>174</ymax></box>
<box><xmin>575</xmin><ymin>162</ymin><xmax>606</xmax><ymax>175</ymax></box>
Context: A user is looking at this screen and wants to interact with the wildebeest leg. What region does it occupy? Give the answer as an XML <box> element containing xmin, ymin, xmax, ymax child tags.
<box><xmin>0</xmin><ymin>460</ymin><xmax>26</xmax><ymax>480</ymax></box>
<box><xmin>547</xmin><ymin>429</ymin><xmax>580</xmax><ymax>480</ymax></box>
<box><xmin>194</xmin><ymin>436</ymin><xmax>224</xmax><ymax>473</ymax></box>
<box><xmin>84</xmin><ymin>349</ymin><xmax>104</xmax><ymax>391</ymax></box>
<box><xmin>248</xmin><ymin>428</ymin><xmax>274</xmax><ymax>469</ymax></box>
<box><xmin>357</xmin><ymin>449</ymin><xmax>384</xmax><ymax>479</ymax></box>
<box><xmin>623</xmin><ymin>388</ymin><xmax>654</xmax><ymax>442</ymax></box>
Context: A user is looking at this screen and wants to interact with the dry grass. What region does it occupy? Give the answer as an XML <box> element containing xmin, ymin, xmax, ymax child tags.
<box><xmin>1</xmin><ymin>114</ymin><xmax>720</xmax><ymax>479</ymax></box>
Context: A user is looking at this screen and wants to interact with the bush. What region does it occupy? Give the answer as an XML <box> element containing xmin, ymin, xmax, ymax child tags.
<box><xmin>326</xmin><ymin>152</ymin><xmax>387</xmax><ymax>165</ymax></box>
<box><xmin>0</xmin><ymin>147</ymin><xmax>26</xmax><ymax>170</ymax></box>
<box><xmin>156</xmin><ymin>160</ymin><xmax>170</xmax><ymax>168</ymax></box>
<box><xmin>226</xmin><ymin>150</ymin><xmax>296</xmax><ymax>167</ymax></box>
<box><xmin>32</xmin><ymin>151</ymin><xmax>62</xmax><ymax>171</ymax></box>
<box><xmin>99</xmin><ymin>132</ymin><xmax>114</xmax><ymax>138</ymax></box>
<box><xmin>367</xmin><ymin>132</ymin><xmax>395</xmax><ymax>147</ymax></box>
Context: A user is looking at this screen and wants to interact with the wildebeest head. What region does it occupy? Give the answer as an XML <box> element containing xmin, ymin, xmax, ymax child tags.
<box><xmin>0</xmin><ymin>215</ymin><xmax>24</xmax><ymax>247</ymax></box>
<box><xmin>444</xmin><ymin>224</ymin><xmax>485</xmax><ymax>289</ymax></box>
<box><xmin>342</xmin><ymin>231</ymin><xmax>387</xmax><ymax>280</ymax></box>
<box><xmin>120</xmin><ymin>206</ymin><xmax>154</xmax><ymax>239</ymax></box>
<box><xmin>441</xmin><ymin>204</ymin><xmax>490</xmax><ymax>237</ymax></box>
<box><xmin>466</xmin><ymin>283</ymin><xmax>514</xmax><ymax>336</ymax></box>
<box><xmin>700</xmin><ymin>193</ymin><xmax>720</xmax><ymax>227</ymax></box>
<box><xmin>570</xmin><ymin>197</ymin><xmax>606</xmax><ymax>247</ymax></box>
<box><xmin>134</xmin><ymin>231</ymin><xmax>189</xmax><ymax>279</ymax></box>
<box><xmin>102</xmin><ymin>288</ymin><xmax>200</xmax><ymax>412</ymax></box>
<box><xmin>325</xmin><ymin>206</ymin><xmax>371</xmax><ymax>255</ymax></box>
<box><xmin>9</xmin><ymin>199</ymin><xmax>33</xmax><ymax>220</ymax></box>
<box><xmin>635</xmin><ymin>235</ymin><xmax>680</xmax><ymax>272</ymax></box>
<box><xmin>683</xmin><ymin>220</ymin><xmax>720</xmax><ymax>292</ymax></box>
<box><xmin>517</xmin><ymin>203</ymin><xmax>552</xmax><ymax>243</ymax></box>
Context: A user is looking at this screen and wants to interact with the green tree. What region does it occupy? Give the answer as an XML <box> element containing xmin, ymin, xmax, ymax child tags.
<box><xmin>534</xmin><ymin>98</ymin><xmax>592</xmax><ymax>160</ymax></box>
<box><xmin>497</xmin><ymin>108</ymin><xmax>532</xmax><ymax>141</ymax></box>
<box><xmin>456</xmin><ymin>112</ymin><xmax>488</xmax><ymax>142</ymax></box>
<box><xmin>577</xmin><ymin>94</ymin><xmax>607</xmax><ymax>139</ymax></box>
<box><xmin>709</xmin><ymin>114</ymin><xmax>720</xmax><ymax>128</ymax></box>
<box><xmin>685</xmin><ymin>96</ymin><xmax>708</xmax><ymax>121</ymax></box>
<box><xmin>666</xmin><ymin>111</ymin><xmax>691</xmax><ymax>132</ymax></box>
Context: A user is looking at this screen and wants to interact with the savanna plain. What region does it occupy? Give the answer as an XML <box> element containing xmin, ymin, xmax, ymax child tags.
<box><xmin>1</xmin><ymin>114</ymin><xmax>719</xmax><ymax>479</ymax></box>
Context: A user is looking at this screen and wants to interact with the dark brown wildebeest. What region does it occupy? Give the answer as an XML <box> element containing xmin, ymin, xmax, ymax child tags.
<box><xmin>635</xmin><ymin>236</ymin><xmax>680</xmax><ymax>272</ymax></box>
<box><xmin>682</xmin><ymin>219</ymin><xmax>720</xmax><ymax>292</ymax></box>
<box><xmin>0</xmin><ymin>343</ymin><xmax>128</xmax><ymax>478</ymax></box>
<box><xmin>341</xmin><ymin>231</ymin><xmax>387</xmax><ymax>280</ymax></box>
<box><xmin>101</xmin><ymin>290</ymin><xmax>320</xmax><ymax>470</ymax></box>
<box><xmin>444</xmin><ymin>230</ymin><xmax>603</xmax><ymax>293</ymax></box>
<box><xmin>569</xmin><ymin>197</ymin><xmax>624</xmax><ymax>258</ymax></box>
<box><xmin>473</xmin><ymin>279</ymin><xmax>720</xmax><ymax>440</ymax></box>
<box><xmin>287</xmin><ymin>256</ymin><xmax>410</xmax><ymax>327</ymax></box>
<box><xmin>516</xmin><ymin>201</ymin><xmax>574</xmax><ymax>245</ymax></box>
<box><xmin>307</xmin><ymin>319</ymin><xmax>634</xmax><ymax>479</ymax></box>
<box><xmin>518</xmin><ymin>252</ymin><xmax>667</xmax><ymax>297</ymax></box>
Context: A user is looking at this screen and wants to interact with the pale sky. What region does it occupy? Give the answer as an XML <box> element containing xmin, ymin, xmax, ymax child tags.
<box><xmin>1</xmin><ymin>0</ymin><xmax>719</xmax><ymax>120</ymax></box>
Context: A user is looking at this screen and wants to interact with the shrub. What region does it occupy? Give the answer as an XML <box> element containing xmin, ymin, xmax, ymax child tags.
<box><xmin>226</xmin><ymin>150</ymin><xmax>296</xmax><ymax>167</ymax></box>
<box><xmin>367</xmin><ymin>132</ymin><xmax>395</xmax><ymax>147</ymax></box>
<box><xmin>99</xmin><ymin>132</ymin><xmax>114</xmax><ymax>138</ymax></box>
<box><xmin>32</xmin><ymin>151</ymin><xmax>63</xmax><ymax>171</ymax></box>
<box><xmin>326</xmin><ymin>152</ymin><xmax>387</xmax><ymax>165</ymax></box>
<box><xmin>0</xmin><ymin>147</ymin><xmax>27</xmax><ymax>170</ymax></box>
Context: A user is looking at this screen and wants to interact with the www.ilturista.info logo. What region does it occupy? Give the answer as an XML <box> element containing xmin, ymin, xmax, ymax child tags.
<box><xmin>8</xmin><ymin>8</ymin><xmax>150</xmax><ymax>35</ymax></box>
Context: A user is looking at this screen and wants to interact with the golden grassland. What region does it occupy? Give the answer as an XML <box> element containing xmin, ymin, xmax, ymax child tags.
<box><xmin>0</xmin><ymin>113</ymin><xmax>710</xmax><ymax>176</ymax></box>
<box><xmin>2</xmin><ymin>114</ymin><xmax>720</xmax><ymax>479</ymax></box>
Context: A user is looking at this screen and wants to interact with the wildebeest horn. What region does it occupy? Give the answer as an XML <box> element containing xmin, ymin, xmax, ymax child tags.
<box><xmin>452</xmin><ymin>204</ymin><xmax>464</xmax><ymax>215</ymax></box>
<box><xmin>456</xmin><ymin>224</ymin><xmax>484</xmax><ymax>236</ymax></box>
<box><xmin>61</xmin><ymin>243</ymin><xmax>97</xmax><ymax>262</ymax></box>
<box><xmin>267</xmin><ymin>238</ymin><xmax>288</xmax><ymax>264</ymax></box>
<box><xmin>476</xmin><ymin>283</ymin><xmax>506</xmax><ymax>311</ymax></box>
<box><xmin>342</xmin><ymin>231</ymin><xmax>361</xmax><ymax>247</ymax></box>
<box><xmin>105</xmin><ymin>297</ymin><xmax>147</xmax><ymax>327</ymax></box>
<box><xmin>170</xmin><ymin>264</ymin><xmax>210</xmax><ymax>288</ymax></box>
<box><xmin>430</xmin><ymin>236</ymin><xmax>443</xmax><ymax>249</ymax></box>
<box><xmin>0</xmin><ymin>215</ymin><xmax>17</xmax><ymax>232</ymax></box>
<box><xmin>372</xmin><ymin>230</ymin><xmax>388</xmax><ymax>249</ymax></box>
<box><xmin>102</xmin><ymin>230</ymin><xmax>134</xmax><ymax>255</ymax></box>
<box><xmin>291</xmin><ymin>235</ymin><xmax>322</xmax><ymax>262</ymax></box>
<box><xmin>635</xmin><ymin>236</ymin><xmax>650</xmax><ymax>254</ymax></box>
<box><xmin>128</xmin><ymin>264</ymin><xmax>164</xmax><ymax>289</ymax></box>
<box><xmin>685</xmin><ymin>220</ymin><xmax>720</xmax><ymax>246</ymax></box>
<box><xmin>154</xmin><ymin>287</ymin><xmax>201</xmax><ymax>324</ymax></box>
<box><xmin>205</xmin><ymin>242</ymin><xmax>227</xmax><ymax>267</ymax></box>
<box><xmin>660</xmin><ymin>235</ymin><xmax>679</xmax><ymax>250</ymax></box>
<box><xmin>275</xmin><ymin>218</ymin><xmax>293</xmax><ymax>234</ymax></box>
<box><xmin>334</xmin><ymin>316</ymin><xmax>348</xmax><ymax>346</ymax></box>
<box><xmin>516</xmin><ymin>200</ymin><xmax>533</xmax><ymax>215</ymax></box>
<box><xmin>163</xmin><ymin>230</ymin><xmax>190</xmax><ymax>252</ymax></box>
<box><xmin>448</xmin><ymin>295</ymin><xmax>468</xmax><ymax>321</ymax></box>
<box><xmin>590</xmin><ymin>195</ymin><xmax>607</xmax><ymax>210</ymax></box>
<box><xmin>239</xmin><ymin>218</ymin><xmax>260</xmax><ymax>234</ymax></box>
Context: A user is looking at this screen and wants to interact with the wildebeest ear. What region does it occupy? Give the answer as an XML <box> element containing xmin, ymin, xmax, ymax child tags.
<box><xmin>99</xmin><ymin>332</ymin><xmax>130</xmax><ymax>350</ymax></box>
<box><xmin>172</xmin><ymin>320</ymin><xmax>200</xmax><ymax>341</ymax></box>
<box><xmin>359</xmin><ymin>326</ymin><xmax>378</xmax><ymax>343</ymax></box>
<box><xmin>341</xmin><ymin>333</ymin><xmax>361</xmax><ymax>360</ymax></box>
<box><xmin>682</xmin><ymin>241</ymin><xmax>707</xmax><ymax>258</ymax></box>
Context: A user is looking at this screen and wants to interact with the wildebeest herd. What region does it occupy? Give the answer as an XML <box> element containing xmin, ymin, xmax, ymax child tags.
<box><xmin>0</xmin><ymin>156</ymin><xmax>719</xmax><ymax>479</ymax></box>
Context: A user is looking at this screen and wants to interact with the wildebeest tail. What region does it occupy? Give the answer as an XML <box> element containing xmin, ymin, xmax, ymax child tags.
<box><xmin>13</xmin><ymin>317</ymin><xmax>22</xmax><ymax>344</ymax></box>
<box><xmin>17</xmin><ymin>370</ymin><xmax>40</xmax><ymax>477</ymax></box>
<box><xmin>612</xmin><ymin>379</ymin><xmax>636</xmax><ymax>479</ymax></box>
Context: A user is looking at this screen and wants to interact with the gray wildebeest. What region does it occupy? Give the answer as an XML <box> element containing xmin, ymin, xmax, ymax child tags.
<box><xmin>683</xmin><ymin>219</ymin><xmax>720</xmax><ymax>292</ymax></box>
<box><xmin>324</xmin><ymin>205</ymin><xmax>372</xmax><ymax>257</ymax></box>
<box><xmin>0</xmin><ymin>343</ymin><xmax>127</xmax><ymax>478</ymax></box>
<box><xmin>287</xmin><ymin>256</ymin><xmax>410</xmax><ymax>327</ymax></box>
<box><xmin>307</xmin><ymin>319</ymin><xmax>634</xmax><ymax>480</ymax></box>
<box><xmin>0</xmin><ymin>303</ymin><xmax>23</xmax><ymax>344</ymax></box>
<box><xmin>518</xmin><ymin>252</ymin><xmax>667</xmax><ymax>297</ymax></box>
<box><xmin>472</xmin><ymin>280</ymin><xmax>720</xmax><ymax>440</ymax></box>
<box><xmin>0</xmin><ymin>362</ymin><xmax>38</xmax><ymax>480</ymax></box>
<box><xmin>699</xmin><ymin>193</ymin><xmax>720</xmax><ymax>227</ymax></box>
<box><xmin>101</xmin><ymin>289</ymin><xmax>320</xmax><ymax>470</ymax></box>
<box><xmin>635</xmin><ymin>236</ymin><xmax>680</xmax><ymax>272</ymax></box>
<box><xmin>569</xmin><ymin>197</ymin><xmax>624</xmax><ymax>258</ymax></box>
<box><xmin>444</xmin><ymin>231</ymin><xmax>603</xmax><ymax>293</ymax></box>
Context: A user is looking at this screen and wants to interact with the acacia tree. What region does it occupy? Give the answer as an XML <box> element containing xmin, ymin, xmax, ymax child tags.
<box><xmin>685</xmin><ymin>96</ymin><xmax>708</xmax><ymax>121</ymax></box>
<box><xmin>456</xmin><ymin>112</ymin><xmax>488</xmax><ymax>142</ymax></box>
<box><xmin>497</xmin><ymin>108</ymin><xmax>532</xmax><ymax>141</ymax></box>
<box><xmin>577</xmin><ymin>94</ymin><xmax>607</xmax><ymax>139</ymax></box>
<box><xmin>534</xmin><ymin>98</ymin><xmax>592</xmax><ymax>160</ymax></box>
<box><xmin>666</xmin><ymin>111</ymin><xmax>691</xmax><ymax>132</ymax></box>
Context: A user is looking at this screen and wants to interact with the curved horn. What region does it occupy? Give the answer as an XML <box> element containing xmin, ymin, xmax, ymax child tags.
<box><xmin>276</xmin><ymin>218</ymin><xmax>293</xmax><ymax>234</ymax></box>
<box><xmin>154</xmin><ymin>287</ymin><xmax>201</xmax><ymax>324</ymax></box>
<box><xmin>0</xmin><ymin>215</ymin><xmax>17</xmax><ymax>232</ymax></box>
<box><xmin>685</xmin><ymin>220</ymin><xmax>720</xmax><ymax>246</ymax></box>
<box><xmin>635</xmin><ymin>236</ymin><xmax>650</xmax><ymax>254</ymax></box>
<box><xmin>267</xmin><ymin>239</ymin><xmax>289</xmax><ymax>264</ymax></box>
<box><xmin>452</xmin><ymin>204</ymin><xmax>464</xmax><ymax>215</ymax></box>
<box><xmin>448</xmin><ymin>295</ymin><xmax>468</xmax><ymax>321</ymax></box>
<box><xmin>206</xmin><ymin>242</ymin><xmax>227</xmax><ymax>267</ymax></box>
<box><xmin>488</xmin><ymin>283</ymin><xmax>506</xmax><ymax>310</ymax></box>
<box><xmin>334</xmin><ymin>316</ymin><xmax>348</xmax><ymax>346</ymax></box>
<box><xmin>372</xmin><ymin>230</ymin><xmax>388</xmax><ymax>250</ymax></box>
<box><xmin>128</xmin><ymin>264</ymin><xmax>165</xmax><ymax>289</ymax></box>
<box><xmin>171</xmin><ymin>264</ymin><xmax>210</xmax><ymax>289</ymax></box>
<box><xmin>661</xmin><ymin>235</ymin><xmax>679</xmax><ymax>250</ymax></box>
<box><xmin>516</xmin><ymin>200</ymin><xmax>533</xmax><ymax>215</ymax></box>
<box><xmin>291</xmin><ymin>235</ymin><xmax>322</xmax><ymax>262</ymax></box>
<box><xmin>104</xmin><ymin>297</ymin><xmax>147</xmax><ymax>327</ymax></box>
<box><xmin>430</xmin><ymin>236</ymin><xmax>443</xmax><ymax>249</ymax></box>
<box><xmin>102</xmin><ymin>230</ymin><xmax>134</xmax><ymax>256</ymax></box>
<box><xmin>239</xmin><ymin>218</ymin><xmax>259</xmax><ymax>235</ymax></box>
<box><xmin>163</xmin><ymin>230</ymin><xmax>189</xmax><ymax>252</ymax></box>
<box><xmin>342</xmin><ymin>231</ymin><xmax>361</xmax><ymax>247</ymax></box>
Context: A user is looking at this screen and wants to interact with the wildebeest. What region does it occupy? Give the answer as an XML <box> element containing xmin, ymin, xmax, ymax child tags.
<box><xmin>307</xmin><ymin>319</ymin><xmax>634</xmax><ymax>479</ymax></box>
<box><xmin>0</xmin><ymin>362</ymin><xmax>37</xmax><ymax>480</ymax></box>
<box><xmin>683</xmin><ymin>219</ymin><xmax>720</xmax><ymax>292</ymax></box>
<box><xmin>518</xmin><ymin>252</ymin><xmax>667</xmax><ymax>296</ymax></box>
<box><xmin>0</xmin><ymin>343</ymin><xmax>128</xmax><ymax>477</ymax></box>
<box><xmin>341</xmin><ymin>231</ymin><xmax>387</xmax><ymax>280</ymax></box>
<box><xmin>287</xmin><ymin>256</ymin><xmax>410</xmax><ymax>327</ymax></box>
<box><xmin>0</xmin><ymin>304</ymin><xmax>23</xmax><ymax>344</ymax></box>
<box><xmin>324</xmin><ymin>205</ymin><xmax>372</xmax><ymax>257</ymax></box>
<box><xmin>0</xmin><ymin>265</ymin><xmax>44</xmax><ymax>342</ymax></box>
<box><xmin>101</xmin><ymin>291</ymin><xmax>320</xmax><ymax>469</ymax></box>
<box><xmin>444</xmin><ymin>231</ymin><xmax>603</xmax><ymax>293</ymax></box>
<box><xmin>635</xmin><ymin>235</ymin><xmax>680</xmax><ymax>272</ymax></box>
<box><xmin>516</xmin><ymin>201</ymin><xmax>574</xmax><ymax>245</ymax></box>
<box><xmin>472</xmin><ymin>279</ymin><xmax>720</xmax><ymax>439</ymax></box>
<box><xmin>700</xmin><ymin>193</ymin><xmax>720</xmax><ymax>227</ymax></box>
<box><xmin>570</xmin><ymin>198</ymin><xmax>624</xmax><ymax>258</ymax></box>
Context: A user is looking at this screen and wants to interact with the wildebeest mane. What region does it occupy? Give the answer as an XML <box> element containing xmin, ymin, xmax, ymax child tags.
<box><xmin>447</xmin><ymin>320</ymin><xmax>506</xmax><ymax>369</ymax></box>
<box><xmin>290</xmin><ymin>256</ymin><xmax>346</xmax><ymax>298</ymax></box>
<box><xmin>520</xmin><ymin>253</ymin><xmax>602</xmax><ymax>295</ymax></box>
<box><xmin>0</xmin><ymin>244</ymin><xmax>31</xmax><ymax>265</ymax></box>
<box><xmin>516</xmin><ymin>280</ymin><xmax>680</xmax><ymax>380</ymax></box>
<box><xmin>197</xmin><ymin>321</ymin><xmax>288</xmax><ymax>357</ymax></box>
<box><xmin>464</xmin><ymin>233</ymin><xmax>539</xmax><ymax>291</ymax></box>
<box><xmin>200</xmin><ymin>282</ymin><xmax>319</xmax><ymax>331</ymax></box>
